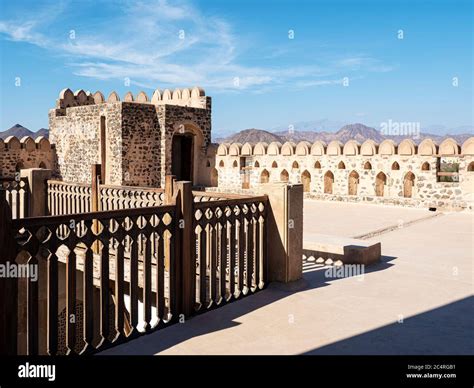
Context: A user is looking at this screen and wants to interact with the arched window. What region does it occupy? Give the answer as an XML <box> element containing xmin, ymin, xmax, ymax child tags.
<box><xmin>363</xmin><ymin>161</ymin><xmax>372</xmax><ymax>170</ymax></box>
<box><xmin>421</xmin><ymin>162</ymin><xmax>430</xmax><ymax>171</ymax></box>
<box><xmin>348</xmin><ymin>170</ymin><xmax>359</xmax><ymax>195</ymax></box>
<box><xmin>301</xmin><ymin>170</ymin><xmax>311</xmax><ymax>192</ymax></box>
<box><xmin>260</xmin><ymin>169</ymin><xmax>270</xmax><ymax>183</ymax></box>
<box><xmin>391</xmin><ymin>162</ymin><xmax>400</xmax><ymax>170</ymax></box>
<box><xmin>233</xmin><ymin>160</ymin><xmax>238</xmax><ymax>168</ymax></box>
<box><xmin>338</xmin><ymin>161</ymin><xmax>346</xmax><ymax>169</ymax></box>
<box><xmin>403</xmin><ymin>172</ymin><xmax>415</xmax><ymax>198</ymax></box>
<box><xmin>375</xmin><ymin>172</ymin><xmax>386</xmax><ymax>197</ymax></box>
<box><xmin>292</xmin><ymin>161</ymin><xmax>299</xmax><ymax>169</ymax></box>
<box><xmin>280</xmin><ymin>169</ymin><xmax>289</xmax><ymax>182</ymax></box>
<box><xmin>210</xmin><ymin>168</ymin><xmax>218</xmax><ymax>187</ymax></box>
<box><xmin>272</xmin><ymin>161</ymin><xmax>278</xmax><ymax>168</ymax></box>
<box><xmin>314</xmin><ymin>161</ymin><xmax>321</xmax><ymax>169</ymax></box>
<box><xmin>254</xmin><ymin>161</ymin><xmax>260</xmax><ymax>168</ymax></box>
<box><xmin>219</xmin><ymin>160</ymin><xmax>224</xmax><ymax>168</ymax></box>
<box><xmin>468</xmin><ymin>162</ymin><xmax>474</xmax><ymax>172</ymax></box>
<box><xmin>324</xmin><ymin>171</ymin><xmax>334</xmax><ymax>194</ymax></box>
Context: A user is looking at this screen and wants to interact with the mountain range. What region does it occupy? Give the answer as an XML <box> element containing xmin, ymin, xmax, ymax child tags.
<box><xmin>215</xmin><ymin>123</ymin><xmax>473</xmax><ymax>145</ymax></box>
<box><xmin>0</xmin><ymin>124</ymin><xmax>49</xmax><ymax>139</ymax></box>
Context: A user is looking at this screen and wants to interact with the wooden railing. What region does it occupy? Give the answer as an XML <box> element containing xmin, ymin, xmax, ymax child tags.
<box><xmin>100</xmin><ymin>185</ymin><xmax>164</xmax><ymax>210</ymax></box>
<box><xmin>193</xmin><ymin>195</ymin><xmax>267</xmax><ymax>311</ymax></box>
<box><xmin>48</xmin><ymin>180</ymin><xmax>91</xmax><ymax>215</ymax></box>
<box><xmin>1</xmin><ymin>177</ymin><xmax>29</xmax><ymax>219</ymax></box>
<box><xmin>10</xmin><ymin>204</ymin><xmax>177</xmax><ymax>355</ymax></box>
<box><xmin>2</xmin><ymin>179</ymin><xmax>269</xmax><ymax>355</ymax></box>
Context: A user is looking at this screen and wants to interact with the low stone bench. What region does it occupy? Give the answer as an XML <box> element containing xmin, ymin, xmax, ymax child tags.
<box><xmin>303</xmin><ymin>233</ymin><xmax>381</xmax><ymax>266</ymax></box>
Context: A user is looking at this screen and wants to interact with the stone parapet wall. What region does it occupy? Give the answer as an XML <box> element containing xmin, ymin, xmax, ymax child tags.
<box><xmin>214</xmin><ymin>138</ymin><xmax>474</xmax><ymax>210</ymax></box>
<box><xmin>0</xmin><ymin>136</ymin><xmax>55</xmax><ymax>178</ymax></box>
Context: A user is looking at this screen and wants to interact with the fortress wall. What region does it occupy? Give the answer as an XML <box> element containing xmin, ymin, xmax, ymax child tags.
<box><xmin>120</xmin><ymin>102</ymin><xmax>162</xmax><ymax>187</ymax></box>
<box><xmin>49</xmin><ymin>103</ymin><xmax>122</xmax><ymax>184</ymax></box>
<box><xmin>0</xmin><ymin>136</ymin><xmax>55</xmax><ymax>178</ymax></box>
<box><xmin>214</xmin><ymin>139</ymin><xmax>474</xmax><ymax>210</ymax></box>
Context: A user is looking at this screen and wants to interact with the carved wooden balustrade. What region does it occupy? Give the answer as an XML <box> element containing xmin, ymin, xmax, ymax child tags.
<box><xmin>193</xmin><ymin>195</ymin><xmax>267</xmax><ymax>311</ymax></box>
<box><xmin>100</xmin><ymin>185</ymin><xmax>164</xmax><ymax>210</ymax></box>
<box><xmin>1</xmin><ymin>177</ymin><xmax>29</xmax><ymax>219</ymax></box>
<box><xmin>48</xmin><ymin>180</ymin><xmax>91</xmax><ymax>216</ymax></box>
<box><xmin>10</xmin><ymin>205</ymin><xmax>177</xmax><ymax>355</ymax></box>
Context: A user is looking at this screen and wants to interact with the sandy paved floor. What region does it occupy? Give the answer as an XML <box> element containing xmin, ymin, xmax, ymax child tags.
<box><xmin>102</xmin><ymin>202</ymin><xmax>473</xmax><ymax>355</ymax></box>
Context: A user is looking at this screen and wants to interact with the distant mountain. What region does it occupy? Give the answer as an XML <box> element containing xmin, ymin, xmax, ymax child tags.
<box><xmin>270</xmin><ymin>119</ymin><xmax>348</xmax><ymax>133</ymax></box>
<box><xmin>214</xmin><ymin>128</ymin><xmax>284</xmax><ymax>144</ymax></box>
<box><xmin>218</xmin><ymin>123</ymin><xmax>472</xmax><ymax>145</ymax></box>
<box><xmin>0</xmin><ymin>124</ymin><xmax>49</xmax><ymax>139</ymax></box>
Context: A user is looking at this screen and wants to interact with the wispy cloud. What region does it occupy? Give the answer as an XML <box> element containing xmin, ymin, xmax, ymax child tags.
<box><xmin>0</xmin><ymin>0</ymin><xmax>394</xmax><ymax>93</ymax></box>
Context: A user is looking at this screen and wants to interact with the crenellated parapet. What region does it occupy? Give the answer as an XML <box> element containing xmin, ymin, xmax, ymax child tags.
<box><xmin>214</xmin><ymin>137</ymin><xmax>474</xmax><ymax>210</ymax></box>
<box><xmin>216</xmin><ymin>138</ymin><xmax>474</xmax><ymax>157</ymax></box>
<box><xmin>55</xmin><ymin>86</ymin><xmax>209</xmax><ymax>111</ymax></box>
<box><xmin>0</xmin><ymin>136</ymin><xmax>55</xmax><ymax>178</ymax></box>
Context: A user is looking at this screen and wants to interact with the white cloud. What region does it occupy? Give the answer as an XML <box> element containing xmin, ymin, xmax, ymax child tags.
<box><xmin>0</xmin><ymin>0</ymin><xmax>394</xmax><ymax>92</ymax></box>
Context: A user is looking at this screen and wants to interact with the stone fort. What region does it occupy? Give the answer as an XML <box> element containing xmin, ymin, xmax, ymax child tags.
<box><xmin>1</xmin><ymin>87</ymin><xmax>473</xmax><ymax>210</ymax></box>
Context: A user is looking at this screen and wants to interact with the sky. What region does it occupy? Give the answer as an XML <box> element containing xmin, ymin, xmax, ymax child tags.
<box><xmin>0</xmin><ymin>0</ymin><xmax>472</xmax><ymax>137</ymax></box>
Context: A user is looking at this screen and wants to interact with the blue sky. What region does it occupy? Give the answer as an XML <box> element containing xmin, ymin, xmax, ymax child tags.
<box><xmin>0</xmin><ymin>0</ymin><xmax>472</xmax><ymax>136</ymax></box>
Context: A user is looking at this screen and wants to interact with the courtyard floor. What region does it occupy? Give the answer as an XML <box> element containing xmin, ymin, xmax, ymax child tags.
<box><xmin>102</xmin><ymin>200</ymin><xmax>473</xmax><ymax>355</ymax></box>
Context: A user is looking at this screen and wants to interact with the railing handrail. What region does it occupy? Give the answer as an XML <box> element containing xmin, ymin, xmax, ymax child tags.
<box><xmin>192</xmin><ymin>190</ymin><xmax>252</xmax><ymax>199</ymax></box>
<box><xmin>12</xmin><ymin>203</ymin><xmax>176</xmax><ymax>228</ymax></box>
<box><xmin>47</xmin><ymin>179</ymin><xmax>91</xmax><ymax>188</ymax></box>
<box><xmin>193</xmin><ymin>195</ymin><xmax>268</xmax><ymax>209</ymax></box>
<box><xmin>100</xmin><ymin>184</ymin><xmax>164</xmax><ymax>193</ymax></box>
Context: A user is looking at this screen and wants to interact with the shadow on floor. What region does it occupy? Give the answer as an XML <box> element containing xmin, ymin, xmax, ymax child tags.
<box><xmin>302</xmin><ymin>296</ymin><xmax>474</xmax><ymax>355</ymax></box>
<box><xmin>100</xmin><ymin>255</ymin><xmax>397</xmax><ymax>355</ymax></box>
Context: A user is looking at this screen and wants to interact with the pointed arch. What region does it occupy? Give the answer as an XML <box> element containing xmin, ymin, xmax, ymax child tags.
<box><xmin>348</xmin><ymin>170</ymin><xmax>359</xmax><ymax>195</ymax></box>
<box><xmin>314</xmin><ymin>161</ymin><xmax>321</xmax><ymax>169</ymax></box>
<box><xmin>338</xmin><ymin>161</ymin><xmax>346</xmax><ymax>169</ymax></box>
<box><xmin>375</xmin><ymin>172</ymin><xmax>386</xmax><ymax>197</ymax></box>
<box><xmin>363</xmin><ymin>161</ymin><xmax>372</xmax><ymax>170</ymax></box>
<box><xmin>292</xmin><ymin>161</ymin><xmax>299</xmax><ymax>169</ymax></box>
<box><xmin>254</xmin><ymin>160</ymin><xmax>260</xmax><ymax>168</ymax></box>
<box><xmin>421</xmin><ymin>162</ymin><xmax>430</xmax><ymax>171</ymax></box>
<box><xmin>391</xmin><ymin>162</ymin><xmax>400</xmax><ymax>170</ymax></box>
<box><xmin>403</xmin><ymin>172</ymin><xmax>415</xmax><ymax>198</ymax></box>
<box><xmin>272</xmin><ymin>161</ymin><xmax>278</xmax><ymax>168</ymax></box>
<box><xmin>467</xmin><ymin>162</ymin><xmax>474</xmax><ymax>172</ymax></box>
<box><xmin>39</xmin><ymin>161</ymin><xmax>47</xmax><ymax>169</ymax></box>
<box><xmin>301</xmin><ymin>170</ymin><xmax>311</xmax><ymax>192</ymax></box>
<box><xmin>260</xmin><ymin>169</ymin><xmax>270</xmax><ymax>183</ymax></box>
<box><xmin>210</xmin><ymin>168</ymin><xmax>218</xmax><ymax>187</ymax></box>
<box><xmin>324</xmin><ymin>171</ymin><xmax>334</xmax><ymax>194</ymax></box>
<box><xmin>280</xmin><ymin>169</ymin><xmax>289</xmax><ymax>182</ymax></box>
<box><xmin>232</xmin><ymin>160</ymin><xmax>238</xmax><ymax>168</ymax></box>
<box><xmin>219</xmin><ymin>160</ymin><xmax>224</xmax><ymax>168</ymax></box>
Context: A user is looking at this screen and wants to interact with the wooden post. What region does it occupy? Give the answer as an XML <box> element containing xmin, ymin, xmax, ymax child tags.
<box><xmin>174</xmin><ymin>181</ymin><xmax>194</xmax><ymax>316</ymax></box>
<box><xmin>91</xmin><ymin>164</ymin><xmax>101</xmax><ymax>253</ymax></box>
<box><xmin>164</xmin><ymin>175</ymin><xmax>176</xmax><ymax>205</ymax></box>
<box><xmin>0</xmin><ymin>190</ymin><xmax>18</xmax><ymax>354</ymax></box>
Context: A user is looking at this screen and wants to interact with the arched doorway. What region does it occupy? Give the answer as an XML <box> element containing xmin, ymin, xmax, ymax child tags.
<box><xmin>375</xmin><ymin>172</ymin><xmax>386</xmax><ymax>197</ymax></box>
<box><xmin>348</xmin><ymin>170</ymin><xmax>359</xmax><ymax>195</ymax></box>
<box><xmin>301</xmin><ymin>170</ymin><xmax>311</xmax><ymax>192</ymax></box>
<box><xmin>210</xmin><ymin>168</ymin><xmax>218</xmax><ymax>187</ymax></box>
<box><xmin>324</xmin><ymin>171</ymin><xmax>334</xmax><ymax>194</ymax></box>
<box><xmin>403</xmin><ymin>172</ymin><xmax>415</xmax><ymax>198</ymax></box>
<box><xmin>172</xmin><ymin>133</ymin><xmax>194</xmax><ymax>181</ymax></box>
<box><xmin>260</xmin><ymin>169</ymin><xmax>270</xmax><ymax>183</ymax></box>
<box><xmin>280</xmin><ymin>169</ymin><xmax>289</xmax><ymax>182</ymax></box>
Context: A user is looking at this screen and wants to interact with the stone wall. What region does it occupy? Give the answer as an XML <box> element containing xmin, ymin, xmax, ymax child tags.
<box><xmin>0</xmin><ymin>136</ymin><xmax>55</xmax><ymax>178</ymax></box>
<box><xmin>214</xmin><ymin>138</ymin><xmax>474</xmax><ymax>210</ymax></box>
<box><xmin>49</xmin><ymin>87</ymin><xmax>212</xmax><ymax>187</ymax></box>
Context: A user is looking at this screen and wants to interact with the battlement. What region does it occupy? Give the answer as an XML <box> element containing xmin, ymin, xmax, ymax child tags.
<box><xmin>0</xmin><ymin>136</ymin><xmax>52</xmax><ymax>152</ymax></box>
<box><xmin>217</xmin><ymin>137</ymin><xmax>474</xmax><ymax>157</ymax></box>
<box><xmin>56</xmin><ymin>86</ymin><xmax>208</xmax><ymax>110</ymax></box>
